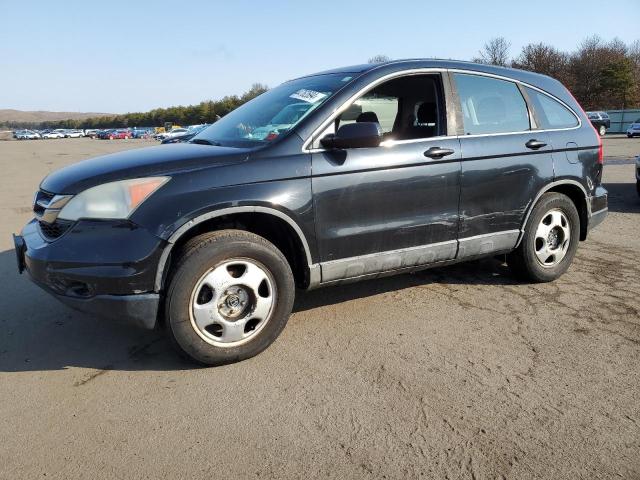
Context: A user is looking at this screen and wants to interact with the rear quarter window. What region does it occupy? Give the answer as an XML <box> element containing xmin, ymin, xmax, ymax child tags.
<box><xmin>526</xmin><ymin>88</ymin><xmax>579</xmax><ymax>129</ymax></box>
<box><xmin>454</xmin><ymin>73</ymin><xmax>530</xmax><ymax>135</ymax></box>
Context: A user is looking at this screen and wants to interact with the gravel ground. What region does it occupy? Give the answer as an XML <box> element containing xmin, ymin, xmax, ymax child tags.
<box><xmin>0</xmin><ymin>136</ymin><xmax>639</xmax><ymax>479</ymax></box>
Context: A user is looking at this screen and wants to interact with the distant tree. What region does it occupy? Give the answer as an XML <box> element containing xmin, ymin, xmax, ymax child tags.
<box><xmin>568</xmin><ymin>36</ymin><xmax>631</xmax><ymax>109</ymax></box>
<box><xmin>512</xmin><ymin>43</ymin><xmax>570</xmax><ymax>84</ymax></box>
<box><xmin>368</xmin><ymin>54</ymin><xmax>391</xmax><ymax>63</ymax></box>
<box><xmin>599</xmin><ymin>57</ymin><xmax>635</xmax><ymax>109</ymax></box>
<box><xmin>473</xmin><ymin>37</ymin><xmax>511</xmax><ymax>66</ymax></box>
<box><xmin>241</xmin><ymin>83</ymin><xmax>269</xmax><ymax>102</ymax></box>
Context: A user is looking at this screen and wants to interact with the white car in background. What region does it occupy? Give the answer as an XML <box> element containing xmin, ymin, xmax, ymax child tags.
<box><xmin>14</xmin><ymin>129</ymin><xmax>41</xmax><ymax>140</ymax></box>
<box><xmin>66</xmin><ymin>129</ymin><xmax>84</xmax><ymax>138</ymax></box>
<box><xmin>155</xmin><ymin>128</ymin><xmax>189</xmax><ymax>140</ymax></box>
<box><xmin>42</xmin><ymin>131</ymin><xmax>65</xmax><ymax>139</ymax></box>
<box><xmin>626</xmin><ymin>118</ymin><xmax>640</xmax><ymax>138</ymax></box>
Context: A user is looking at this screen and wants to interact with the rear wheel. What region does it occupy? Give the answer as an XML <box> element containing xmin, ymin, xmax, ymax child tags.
<box><xmin>507</xmin><ymin>192</ymin><xmax>580</xmax><ymax>282</ymax></box>
<box><xmin>165</xmin><ymin>230</ymin><xmax>295</xmax><ymax>365</ymax></box>
<box><xmin>598</xmin><ymin>125</ymin><xmax>606</xmax><ymax>136</ymax></box>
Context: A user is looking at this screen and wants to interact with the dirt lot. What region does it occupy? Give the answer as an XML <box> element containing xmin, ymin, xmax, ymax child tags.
<box><xmin>1</xmin><ymin>136</ymin><xmax>639</xmax><ymax>479</ymax></box>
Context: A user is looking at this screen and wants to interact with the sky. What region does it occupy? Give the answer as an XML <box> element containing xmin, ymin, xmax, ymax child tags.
<box><xmin>0</xmin><ymin>0</ymin><xmax>638</xmax><ymax>113</ymax></box>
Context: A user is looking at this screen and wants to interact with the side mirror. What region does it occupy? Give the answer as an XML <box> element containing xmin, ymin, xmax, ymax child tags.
<box><xmin>320</xmin><ymin>122</ymin><xmax>382</xmax><ymax>150</ymax></box>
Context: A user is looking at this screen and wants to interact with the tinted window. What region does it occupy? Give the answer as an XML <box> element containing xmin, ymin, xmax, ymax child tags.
<box><xmin>525</xmin><ymin>87</ymin><xmax>578</xmax><ymax>129</ymax></box>
<box><xmin>454</xmin><ymin>74</ymin><xmax>530</xmax><ymax>135</ymax></box>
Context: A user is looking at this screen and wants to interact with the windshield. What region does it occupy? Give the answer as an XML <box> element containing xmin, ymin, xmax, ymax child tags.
<box><xmin>193</xmin><ymin>73</ymin><xmax>354</xmax><ymax>147</ymax></box>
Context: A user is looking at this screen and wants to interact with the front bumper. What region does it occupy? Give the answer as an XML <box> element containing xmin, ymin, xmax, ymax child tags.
<box><xmin>14</xmin><ymin>218</ymin><xmax>166</xmax><ymax>329</ymax></box>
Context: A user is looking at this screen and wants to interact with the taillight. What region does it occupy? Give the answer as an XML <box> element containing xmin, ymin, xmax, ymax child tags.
<box><xmin>597</xmin><ymin>133</ymin><xmax>603</xmax><ymax>165</ymax></box>
<box><xmin>566</xmin><ymin>88</ymin><xmax>603</xmax><ymax>164</ymax></box>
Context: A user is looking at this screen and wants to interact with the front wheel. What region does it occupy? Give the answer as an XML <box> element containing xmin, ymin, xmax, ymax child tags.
<box><xmin>598</xmin><ymin>125</ymin><xmax>606</xmax><ymax>136</ymax></box>
<box><xmin>165</xmin><ymin>230</ymin><xmax>295</xmax><ymax>365</ymax></box>
<box><xmin>507</xmin><ymin>192</ymin><xmax>580</xmax><ymax>283</ymax></box>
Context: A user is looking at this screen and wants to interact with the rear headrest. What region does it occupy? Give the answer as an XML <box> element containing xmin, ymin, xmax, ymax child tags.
<box><xmin>417</xmin><ymin>103</ymin><xmax>437</xmax><ymax>124</ymax></box>
<box><xmin>476</xmin><ymin>96</ymin><xmax>505</xmax><ymax>123</ymax></box>
<box><xmin>356</xmin><ymin>111</ymin><xmax>380</xmax><ymax>123</ymax></box>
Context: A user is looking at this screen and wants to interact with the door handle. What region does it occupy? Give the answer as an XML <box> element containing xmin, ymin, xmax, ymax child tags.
<box><xmin>525</xmin><ymin>139</ymin><xmax>547</xmax><ymax>150</ymax></box>
<box><xmin>424</xmin><ymin>147</ymin><xmax>455</xmax><ymax>159</ymax></box>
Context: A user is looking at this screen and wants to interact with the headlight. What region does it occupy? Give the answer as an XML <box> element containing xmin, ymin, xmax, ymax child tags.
<box><xmin>58</xmin><ymin>177</ymin><xmax>169</xmax><ymax>221</ymax></box>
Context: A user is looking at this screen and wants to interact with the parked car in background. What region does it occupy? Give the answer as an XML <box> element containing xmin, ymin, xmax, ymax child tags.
<box><xmin>14</xmin><ymin>60</ymin><xmax>607</xmax><ymax>366</ymax></box>
<box><xmin>42</xmin><ymin>131</ymin><xmax>65</xmax><ymax>139</ymax></box>
<box><xmin>626</xmin><ymin>118</ymin><xmax>640</xmax><ymax>138</ymax></box>
<box><xmin>66</xmin><ymin>129</ymin><xmax>84</xmax><ymax>138</ymax></box>
<box><xmin>155</xmin><ymin>128</ymin><xmax>189</xmax><ymax>140</ymax></box>
<box><xmin>161</xmin><ymin>124</ymin><xmax>209</xmax><ymax>144</ymax></box>
<box><xmin>132</xmin><ymin>128</ymin><xmax>154</xmax><ymax>139</ymax></box>
<box><xmin>84</xmin><ymin>129</ymin><xmax>99</xmax><ymax>138</ymax></box>
<box><xmin>587</xmin><ymin>111</ymin><xmax>610</xmax><ymax>136</ymax></box>
<box><xmin>97</xmin><ymin>129</ymin><xmax>131</xmax><ymax>140</ymax></box>
<box><xmin>14</xmin><ymin>129</ymin><xmax>41</xmax><ymax>140</ymax></box>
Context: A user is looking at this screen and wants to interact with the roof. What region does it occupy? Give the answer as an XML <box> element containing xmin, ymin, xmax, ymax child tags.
<box><xmin>295</xmin><ymin>58</ymin><xmax>574</xmax><ymax>109</ymax></box>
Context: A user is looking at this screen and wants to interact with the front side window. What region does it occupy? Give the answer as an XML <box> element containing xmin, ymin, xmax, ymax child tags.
<box><xmin>454</xmin><ymin>73</ymin><xmax>530</xmax><ymax>135</ymax></box>
<box><xmin>525</xmin><ymin>87</ymin><xmax>579</xmax><ymax>129</ymax></box>
<box><xmin>334</xmin><ymin>74</ymin><xmax>444</xmax><ymax>141</ymax></box>
<box><xmin>194</xmin><ymin>73</ymin><xmax>354</xmax><ymax>147</ymax></box>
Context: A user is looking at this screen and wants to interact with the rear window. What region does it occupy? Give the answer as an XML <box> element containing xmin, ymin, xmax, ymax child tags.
<box><xmin>525</xmin><ymin>87</ymin><xmax>579</xmax><ymax>129</ymax></box>
<box><xmin>454</xmin><ymin>74</ymin><xmax>530</xmax><ymax>135</ymax></box>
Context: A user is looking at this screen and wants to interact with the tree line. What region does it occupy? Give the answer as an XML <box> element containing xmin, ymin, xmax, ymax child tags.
<box><xmin>7</xmin><ymin>36</ymin><xmax>639</xmax><ymax>130</ymax></box>
<box><xmin>470</xmin><ymin>36</ymin><xmax>639</xmax><ymax>111</ymax></box>
<box><xmin>4</xmin><ymin>83</ymin><xmax>268</xmax><ymax>130</ymax></box>
<box><xmin>370</xmin><ymin>36</ymin><xmax>639</xmax><ymax>112</ymax></box>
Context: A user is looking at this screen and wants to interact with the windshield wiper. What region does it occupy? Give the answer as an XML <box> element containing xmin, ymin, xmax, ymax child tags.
<box><xmin>190</xmin><ymin>138</ymin><xmax>222</xmax><ymax>146</ymax></box>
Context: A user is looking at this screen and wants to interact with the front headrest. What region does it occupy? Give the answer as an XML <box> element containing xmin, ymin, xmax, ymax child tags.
<box><xmin>356</xmin><ymin>111</ymin><xmax>380</xmax><ymax>123</ymax></box>
<box><xmin>417</xmin><ymin>102</ymin><xmax>437</xmax><ymax>124</ymax></box>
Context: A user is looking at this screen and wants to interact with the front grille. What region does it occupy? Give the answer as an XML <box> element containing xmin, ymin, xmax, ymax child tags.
<box><xmin>38</xmin><ymin>219</ymin><xmax>73</xmax><ymax>240</ymax></box>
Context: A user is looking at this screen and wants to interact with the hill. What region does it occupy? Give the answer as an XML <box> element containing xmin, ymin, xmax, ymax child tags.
<box><xmin>0</xmin><ymin>109</ymin><xmax>112</xmax><ymax>124</ymax></box>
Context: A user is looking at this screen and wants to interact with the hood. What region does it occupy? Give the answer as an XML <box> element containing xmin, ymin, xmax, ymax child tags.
<box><xmin>41</xmin><ymin>143</ymin><xmax>250</xmax><ymax>194</ymax></box>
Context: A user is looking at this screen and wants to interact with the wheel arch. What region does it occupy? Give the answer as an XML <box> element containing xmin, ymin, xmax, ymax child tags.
<box><xmin>154</xmin><ymin>206</ymin><xmax>318</xmax><ymax>292</ymax></box>
<box><xmin>516</xmin><ymin>180</ymin><xmax>590</xmax><ymax>247</ymax></box>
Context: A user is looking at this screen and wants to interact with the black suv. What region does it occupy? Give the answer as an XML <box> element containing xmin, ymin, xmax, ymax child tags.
<box><xmin>587</xmin><ymin>111</ymin><xmax>610</xmax><ymax>136</ymax></box>
<box><xmin>14</xmin><ymin>60</ymin><xmax>608</xmax><ymax>365</ymax></box>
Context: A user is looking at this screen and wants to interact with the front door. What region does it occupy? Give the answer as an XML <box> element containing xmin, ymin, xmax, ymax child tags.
<box><xmin>311</xmin><ymin>73</ymin><xmax>462</xmax><ymax>283</ymax></box>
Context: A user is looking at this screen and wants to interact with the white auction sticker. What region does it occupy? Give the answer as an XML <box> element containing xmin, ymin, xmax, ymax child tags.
<box><xmin>290</xmin><ymin>89</ymin><xmax>327</xmax><ymax>103</ymax></box>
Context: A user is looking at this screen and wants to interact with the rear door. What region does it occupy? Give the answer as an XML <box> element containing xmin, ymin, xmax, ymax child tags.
<box><xmin>452</xmin><ymin>72</ymin><xmax>555</xmax><ymax>258</ymax></box>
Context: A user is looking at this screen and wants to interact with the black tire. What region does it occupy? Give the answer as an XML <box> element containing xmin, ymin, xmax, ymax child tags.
<box><xmin>507</xmin><ymin>192</ymin><xmax>580</xmax><ymax>283</ymax></box>
<box><xmin>165</xmin><ymin>229</ymin><xmax>295</xmax><ymax>366</ymax></box>
<box><xmin>636</xmin><ymin>180</ymin><xmax>640</xmax><ymax>197</ymax></box>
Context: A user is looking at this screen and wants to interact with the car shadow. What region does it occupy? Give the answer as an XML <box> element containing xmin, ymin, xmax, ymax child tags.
<box><xmin>603</xmin><ymin>182</ymin><xmax>640</xmax><ymax>214</ymax></box>
<box><xmin>0</xmin><ymin>247</ymin><xmax>519</xmax><ymax>373</ymax></box>
<box><xmin>293</xmin><ymin>256</ymin><xmax>516</xmax><ymax>313</ymax></box>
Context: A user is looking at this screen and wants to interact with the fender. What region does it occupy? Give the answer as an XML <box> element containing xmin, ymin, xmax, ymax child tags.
<box><xmin>154</xmin><ymin>206</ymin><xmax>316</xmax><ymax>291</ymax></box>
<box><xmin>515</xmin><ymin>179</ymin><xmax>589</xmax><ymax>248</ymax></box>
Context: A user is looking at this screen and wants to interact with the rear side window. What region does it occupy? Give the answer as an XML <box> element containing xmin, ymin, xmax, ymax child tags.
<box><xmin>525</xmin><ymin>87</ymin><xmax>579</xmax><ymax>129</ymax></box>
<box><xmin>454</xmin><ymin>74</ymin><xmax>530</xmax><ymax>135</ymax></box>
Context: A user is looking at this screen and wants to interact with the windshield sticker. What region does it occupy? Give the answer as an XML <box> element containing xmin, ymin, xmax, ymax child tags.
<box><xmin>290</xmin><ymin>89</ymin><xmax>327</xmax><ymax>103</ymax></box>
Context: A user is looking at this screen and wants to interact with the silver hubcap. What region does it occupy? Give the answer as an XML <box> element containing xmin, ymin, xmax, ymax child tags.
<box><xmin>189</xmin><ymin>258</ymin><xmax>276</xmax><ymax>347</ymax></box>
<box><xmin>534</xmin><ymin>209</ymin><xmax>571</xmax><ymax>268</ymax></box>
